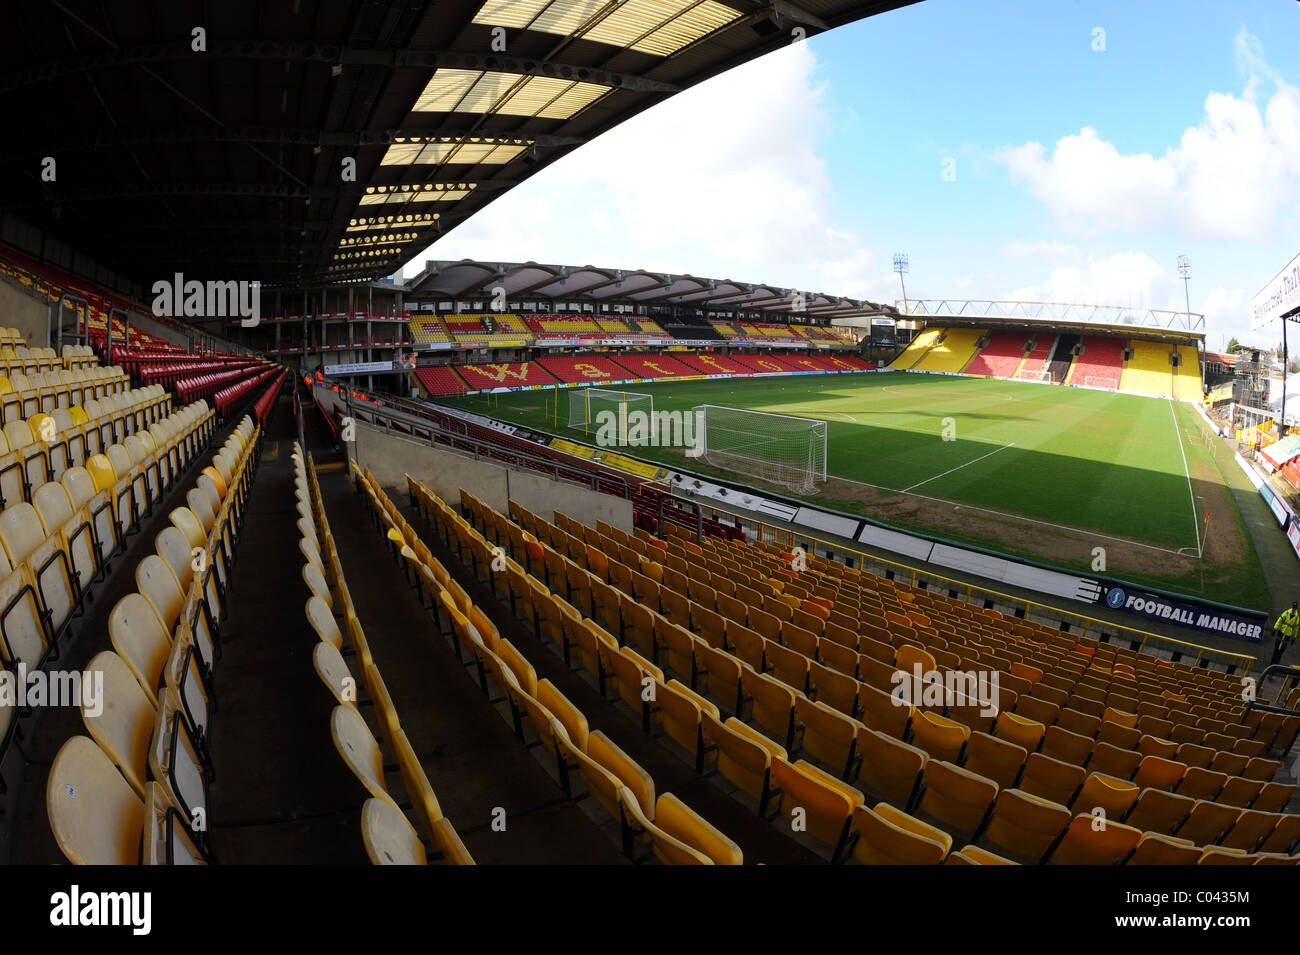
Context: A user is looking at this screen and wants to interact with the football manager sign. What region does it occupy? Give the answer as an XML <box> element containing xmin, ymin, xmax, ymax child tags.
<box><xmin>1252</xmin><ymin>250</ymin><xmax>1300</xmax><ymax>329</ymax></box>
<box><xmin>1102</xmin><ymin>586</ymin><xmax>1265</xmax><ymax>645</ymax></box>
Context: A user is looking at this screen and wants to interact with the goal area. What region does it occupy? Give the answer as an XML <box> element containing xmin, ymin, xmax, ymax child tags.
<box><xmin>693</xmin><ymin>404</ymin><xmax>827</xmax><ymax>493</ymax></box>
<box><xmin>1015</xmin><ymin>367</ymin><xmax>1052</xmax><ymax>382</ymax></box>
<box><xmin>1083</xmin><ymin>375</ymin><xmax>1120</xmax><ymax>391</ymax></box>
<box><xmin>567</xmin><ymin>388</ymin><xmax>653</xmax><ymax>435</ymax></box>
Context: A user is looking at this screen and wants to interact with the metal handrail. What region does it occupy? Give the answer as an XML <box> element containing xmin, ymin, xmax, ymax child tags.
<box><xmin>340</xmin><ymin>389</ymin><xmax>634</xmax><ymax>500</ymax></box>
<box><xmin>49</xmin><ymin>291</ymin><xmax>89</xmax><ymax>352</ymax></box>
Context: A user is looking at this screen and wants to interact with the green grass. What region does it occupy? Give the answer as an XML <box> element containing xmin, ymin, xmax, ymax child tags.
<box><xmin>442</xmin><ymin>371</ymin><xmax>1269</xmax><ymax>608</ymax></box>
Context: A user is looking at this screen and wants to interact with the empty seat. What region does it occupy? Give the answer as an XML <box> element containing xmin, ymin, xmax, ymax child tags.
<box><xmin>361</xmin><ymin>798</ymin><xmax>427</xmax><ymax>865</ymax></box>
<box><xmin>852</xmin><ymin>803</ymin><xmax>952</xmax><ymax>865</ymax></box>
<box><xmin>650</xmin><ymin>792</ymin><xmax>743</xmax><ymax>865</ymax></box>
<box><xmin>963</xmin><ymin>731</ymin><xmax>1027</xmax><ymax>789</ymax></box>
<box><xmin>80</xmin><ymin>650</ymin><xmax>155</xmax><ymax>798</ymax></box>
<box><xmin>1127</xmin><ymin>832</ymin><xmax>1201</xmax><ymax>865</ymax></box>
<box><xmin>1046</xmin><ymin>814</ymin><xmax>1142</xmax><ymax>865</ymax></box>
<box><xmin>914</xmin><ymin>760</ymin><xmax>997</xmax><ymax>840</ymax></box>
<box><xmin>1176</xmin><ymin>800</ymin><xmax>1243</xmax><ymax>846</ymax></box>
<box><xmin>770</xmin><ymin>757</ymin><xmax>862</xmax><ymax>863</ymax></box>
<box><xmin>329</xmin><ymin>705</ymin><xmax>400</xmax><ymax>809</ymax></box>
<box><xmin>703</xmin><ymin>711</ymin><xmax>783</xmax><ymax>815</ymax></box>
<box><xmin>1018</xmin><ymin>752</ymin><xmax>1085</xmax><ymax>806</ymax></box>
<box><xmin>981</xmin><ymin>789</ymin><xmax>1071</xmax><ymax>862</ymax></box>
<box><xmin>856</xmin><ymin>726</ymin><xmax>927</xmax><ymax>809</ymax></box>
<box><xmin>1124</xmin><ymin>787</ymin><xmax>1195</xmax><ymax>835</ymax></box>
<box><xmin>47</xmin><ymin>735</ymin><xmax>145</xmax><ymax>864</ymax></box>
<box><xmin>910</xmin><ymin>709</ymin><xmax>970</xmax><ymax>762</ymax></box>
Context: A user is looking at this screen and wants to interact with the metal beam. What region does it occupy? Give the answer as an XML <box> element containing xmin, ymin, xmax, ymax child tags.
<box><xmin>6</xmin><ymin>179</ymin><xmax>511</xmax><ymax>208</ymax></box>
<box><xmin>0</xmin><ymin>128</ymin><xmax>585</xmax><ymax>162</ymax></box>
<box><xmin>0</xmin><ymin>41</ymin><xmax>679</xmax><ymax>94</ymax></box>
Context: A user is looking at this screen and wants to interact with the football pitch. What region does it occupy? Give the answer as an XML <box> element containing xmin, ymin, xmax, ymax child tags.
<box><xmin>442</xmin><ymin>371</ymin><xmax>1268</xmax><ymax>609</ymax></box>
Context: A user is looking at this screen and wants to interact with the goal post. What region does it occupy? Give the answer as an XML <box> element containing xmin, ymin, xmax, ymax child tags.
<box><xmin>1083</xmin><ymin>375</ymin><xmax>1120</xmax><ymax>391</ymax></box>
<box><xmin>693</xmin><ymin>405</ymin><xmax>828</xmax><ymax>493</ymax></box>
<box><xmin>567</xmin><ymin>388</ymin><xmax>653</xmax><ymax>436</ymax></box>
<box><xmin>1015</xmin><ymin>366</ymin><xmax>1052</xmax><ymax>383</ymax></box>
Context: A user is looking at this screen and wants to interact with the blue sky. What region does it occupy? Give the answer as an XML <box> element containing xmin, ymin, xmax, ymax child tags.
<box><xmin>411</xmin><ymin>0</ymin><xmax>1300</xmax><ymax>351</ymax></box>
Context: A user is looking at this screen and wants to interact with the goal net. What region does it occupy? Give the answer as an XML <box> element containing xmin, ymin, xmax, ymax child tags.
<box><xmin>1084</xmin><ymin>375</ymin><xmax>1119</xmax><ymax>390</ymax></box>
<box><xmin>1015</xmin><ymin>367</ymin><xmax>1051</xmax><ymax>382</ymax></box>
<box><xmin>567</xmin><ymin>388</ymin><xmax>653</xmax><ymax>437</ymax></box>
<box><xmin>693</xmin><ymin>405</ymin><xmax>828</xmax><ymax>493</ymax></box>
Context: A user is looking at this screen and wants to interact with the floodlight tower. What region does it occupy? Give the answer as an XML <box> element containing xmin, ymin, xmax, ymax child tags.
<box><xmin>1177</xmin><ymin>255</ymin><xmax>1191</xmax><ymax>319</ymax></box>
<box><xmin>893</xmin><ymin>253</ymin><xmax>909</xmax><ymax>314</ymax></box>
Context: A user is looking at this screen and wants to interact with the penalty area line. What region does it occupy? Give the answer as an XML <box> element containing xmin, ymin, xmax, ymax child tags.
<box><xmin>1169</xmin><ymin>400</ymin><xmax>1202</xmax><ymax>560</ymax></box>
<box><xmin>825</xmin><ymin>472</ymin><xmax>1196</xmax><ymax>558</ymax></box>
<box><xmin>903</xmin><ymin>442</ymin><xmax>1016</xmax><ymax>493</ymax></box>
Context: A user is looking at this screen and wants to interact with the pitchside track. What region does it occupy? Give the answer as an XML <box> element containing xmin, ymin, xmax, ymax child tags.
<box><xmin>447</xmin><ymin>372</ymin><xmax>1268</xmax><ymax>607</ymax></box>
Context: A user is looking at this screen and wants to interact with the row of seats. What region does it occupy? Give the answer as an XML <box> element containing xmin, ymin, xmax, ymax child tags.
<box><xmin>297</xmin><ymin>449</ymin><xmax>473</xmax><ymax>865</ymax></box>
<box><xmin>385</xmin><ymin>471</ymin><xmax>744</xmax><ymax>864</ymax></box>
<box><xmin>412</xmin><ymin>349</ymin><xmax>872</xmax><ymax>396</ymax></box>
<box><xmin>669</xmin><ymin>526</ymin><xmax>1251</xmax><ymax>717</ymax></box>
<box><xmin>446</xmin><ymin>485</ymin><xmax>961</xmax><ymax>864</ymax></box>
<box><xmin>0</xmin><ymin>386</ymin><xmax>184</xmax><ymax>517</ymax></box>
<box><xmin>214</xmin><ymin>368</ymin><xmax>280</xmax><ymax>418</ymax></box>
<box><xmin>1065</xmin><ymin>336</ymin><xmax>1125</xmax><ymax>389</ymax></box>
<box><xmin>889</xmin><ymin>327</ymin><xmax>1206</xmax><ymax>400</ymax></box>
<box><xmin>251</xmin><ymin>371</ymin><xmax>287</xmax><ymax>424</ymax></box>
<box><xmin>961</xmin><ymin>331</ymin><xmax>1027</xmax><ymax>379</ymax></box>
<box><xmin>58</xmin><ymin>344</ymin><xmax>98</xmax><ymax>370</ymax></box>
<box><xmin>413</xmin><ymin>365</ymin><xmax>470</xmax><ymax>397</ymax></box>
<box><xmin>0</xmin><ymin>344</ymin><xmax>68</xmax><ymax>376</ymax></box>
<box><xmin>46</xmin><ymin>416</ymin><xmax>258</xmax><ymax>863</ymax></box>
<box><xmin>468</xmin><ymin>494</ymin><xmax>1299</xmax><ymax>864</ymax></box>
<box><xmin>0</xmin><ymin>365</ymin><xmax>130</xmax><ymax>424</ymax></box>
<box><xmin>175</xmin><ymin>363</ymin><xmax>268</xmax><ymax>405</ymax></box>
<box><xmin>0</xmin><ymin>398</ymin><xmax>218</xmax><ymax>682</ymax></box>
<box><xmin>140</xmin><ymin>358</ymin><xmax>257</xmax><ymax>389</ymax></box>
<box><xmin>674</xmin><ymin>534</ymin><xmax>1267</xmax><ymax>756</ymax></box>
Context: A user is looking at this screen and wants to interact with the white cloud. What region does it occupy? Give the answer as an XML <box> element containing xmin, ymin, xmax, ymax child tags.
<box><xmin>1001</xmin><ymin>251</ymin><xmax>1170</xmax><ymax>309</ymax></box>
<box><xmin>1003</xmin><ymin>239</ymin><xmax>1083</xmax><ymax>263</ymax></box>
<box><xmin>1199</xmin><ymin>285</ymin><xmax>1262</xmax><ymax>349</ymax></box>
<box><xmin>409</xmin><ymin>41</ymin><xmax>895</xmax><ymax>302</ymax></box>
<box><xmin>994</xmin><ymin>31</ymin><xmax>1300</xmax><ymax>240</ymax></box>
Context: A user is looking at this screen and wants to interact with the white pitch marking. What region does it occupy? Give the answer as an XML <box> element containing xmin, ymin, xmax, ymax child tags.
<box><xmin>903</xmin><ymin>442</ymin><xmax>1016</xmax><ymax>493</ymax></box>
<box><xmin>1169</xmin><ymin>400</ymin><xmax>1202</xmax><ymax>559</ymax></box>
<box><xmin>826</xmin><ymin>473</ymin><xmax>1195</xmax><ymax>557</ymax></box>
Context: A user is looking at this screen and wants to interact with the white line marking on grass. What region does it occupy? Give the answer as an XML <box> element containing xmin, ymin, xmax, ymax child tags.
<box><xmin>903</xmin><ymin>442</ymin><xmax>1016</xmax><ymax>493</ymax></box>
<box><xmin>827</xmin><ymin>473</ymin><xmax>1195</xmax><ymax>557</ymax></box>
<box><xmin>881</xmin><ymin>385</ymin><xmax>1014</xmax><ymax>401</ymax></box>
<box><xmin>1170</xmin><ymin>400</ymin><xmax>1202</xmax><ymax>559</ymax></box>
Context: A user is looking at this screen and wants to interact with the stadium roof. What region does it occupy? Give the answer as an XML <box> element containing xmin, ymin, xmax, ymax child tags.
<box><xmin>398</xmin><ymin>258</ymin><xmax>894</xmax><ymax>319</ymax></box>
<box><xmin>899</xmin><ymin>299</ymin><xmax>1206</xmax><ymax>342</ymax></box>
<box><xmin>0</xmin><ymin>0</ymin><xmax>916</xmax><ymax>292</ymax></box>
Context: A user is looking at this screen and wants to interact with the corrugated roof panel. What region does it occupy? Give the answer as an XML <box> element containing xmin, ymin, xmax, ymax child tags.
<box><xmin>473</xmin><ymin>0</ymin><xmax>741</xmax><ymax>56</ymax></box>
<box><xmin>381</xmin><ymin>140</ymin><xmax>528</xmax><ymax>165</ymax></box>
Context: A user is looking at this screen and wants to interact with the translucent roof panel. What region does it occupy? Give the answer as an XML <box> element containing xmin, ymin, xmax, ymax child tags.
<box><xmin>380</xmin><ymin>140</ymin><xmax>529</xmax><ymax>166</ymax></box>
<box><xmin>358</xmin><ymin>186</ymin><xmax>473</xmax><ymax>206</ymax></box>
<box><xmin>473</xmin><ymin>0</ymin><xmax>742</xmax><ymax>56</ymax></box>
<box><xmin>339</xmin><ymin>232</ymin><xmax>419</xmax><ymax>248</ymax></box>
<box><xmin>346</xmin><ymin>214</ymin><xmax>439</xmax><ymax>233</ymax></box>
<box><xmin>414</xmin><ymin>69</ymin><xmax>610</xmax><ymax>119</ymax></box>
